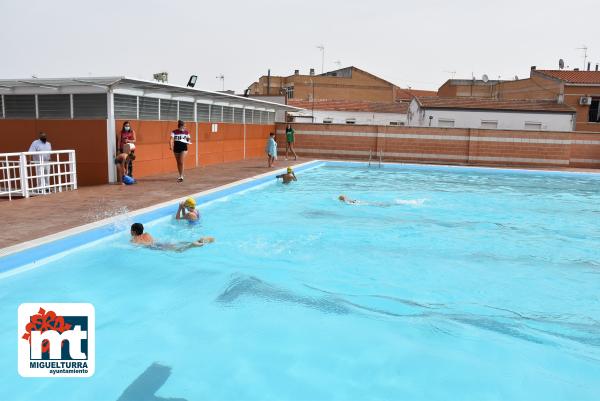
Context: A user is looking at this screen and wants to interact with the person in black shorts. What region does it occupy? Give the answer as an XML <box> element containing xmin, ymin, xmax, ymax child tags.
<box><xmin>169</xmin><ymin>120</ymin><xmax>191</xmax><ymax>182</ymax></box>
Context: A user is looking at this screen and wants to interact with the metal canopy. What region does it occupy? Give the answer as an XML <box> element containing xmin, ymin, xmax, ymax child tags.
<box><xmin>0</xmin><ymin>76</ymin><xmax>300</xmax><ymax>111</ymax></box>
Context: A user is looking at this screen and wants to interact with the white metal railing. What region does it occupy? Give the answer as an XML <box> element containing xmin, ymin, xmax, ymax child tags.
<box><xmin>0</xmin><ymin>150</ymin><xmax>77</xmax><ymax>200</ymax></box>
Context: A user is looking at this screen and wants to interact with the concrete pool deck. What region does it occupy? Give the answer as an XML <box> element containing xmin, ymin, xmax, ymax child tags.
<box><xmin>0</xmin><ymin>158</ymin><xmax>314</xmax><ymax>250</ymax></box>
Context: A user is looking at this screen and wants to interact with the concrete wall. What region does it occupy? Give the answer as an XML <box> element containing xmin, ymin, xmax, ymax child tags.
<box><xmin>275</xmin><ymin>123</ymin><xmax>600</xmax><ymax>169</ymax></box>
<box><xmin>291</xmin><ymin>110</ymin><xmax>407</xmax><ymax>125</ymax></box>
<box><xmin>408</xmin><ymin>104</ymin><xmax>575</xmax><ymax>131</ymax></box>
<box><xmin>0</xmin><ymin>119</ymin><xmax>108</xmax><ymax>185</ymax></box>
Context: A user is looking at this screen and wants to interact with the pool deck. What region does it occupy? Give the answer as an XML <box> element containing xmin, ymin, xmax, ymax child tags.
<box><xmin>1</xmin><ymin>157</ymin><xmax>598</xmax><ymax>251</ymax></box>
<box><xmin>0</xmin><ymin>158</ymin><xmax>313</xmax><ymax>250</ymax></box>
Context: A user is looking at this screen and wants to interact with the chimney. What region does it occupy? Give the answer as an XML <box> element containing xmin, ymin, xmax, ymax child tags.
<box><xmin>309</xmin><ymin>68</ymin><xmax>315</xmax><ymax>76</ymax></box>
<box><xmin>596</xmin><ymin>63</ymin><xmax>599</xmax><ymax>72</ymax></box>
<box><xmin>267</xmin><ymin>69</ymin><xmax>271</xmax><ymax>96</ymax></box>
<box><xmin>530</xmin><ymin>65</ymin><xmax>536</xmax><ymax>71</ymax></box>
<box><xmin>294</xmin><ymin>69</ymin><xmax>299</xmax><ymax>75</ymax></box>
<box><xmin>587</xmin><ymin>62</ymin><xmax>591</xmax><ymax>71</ymax></box>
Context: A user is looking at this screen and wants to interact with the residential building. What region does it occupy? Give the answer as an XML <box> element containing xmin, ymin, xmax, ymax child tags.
<box><xmin>287</xmin><ymin>99</ymin><xmax>408</xmax><ymax>125</ymax></box>
<box><xmin>407</xmin><ymin>97</ymin><xmax>576</xmax><ymax>131</ymax></box>
<box><xmin>247</xmin><ymin>66</ymin><xmax>436</xmax><ymax>103</ymax></box>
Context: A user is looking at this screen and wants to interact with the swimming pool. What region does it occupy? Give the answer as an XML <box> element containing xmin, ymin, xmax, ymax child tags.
<box><xmin>1</xmin><ymin>161</ymin><xmax>600</xmax><ymax>400</ymax></box>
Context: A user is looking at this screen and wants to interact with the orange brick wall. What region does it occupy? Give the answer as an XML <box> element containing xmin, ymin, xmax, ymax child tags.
<box><xmin>276</xmin><ymin>123</ymin><xmax>600</xmax><ymax>169</ymax></box>
<box><xmin>116</xmin><ymin>120</ymin><xmax>275</xmax><ymax>179</ymax></box>
<box><xmin>0</xmin><ymin>119</ymin><xmax>108</xmax><ymax>185</ymax></box>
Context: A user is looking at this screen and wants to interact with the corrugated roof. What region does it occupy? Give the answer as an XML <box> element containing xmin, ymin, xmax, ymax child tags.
<box><xmin>288</xmin><ymin>99</ymin><xmax>408</xmax><ymax>113</ymax></box>
<box><xmin>534</xmin><ymin>70</ymin><xmax>600</xmax><ymax>85</ymax></box>
<box><xmin>0</xmin><ymin>76</ymin><xmax>299</xmax><ymax>111</ymax></box>
<box><xmin>415</xmin><ymin>97</ymin><xmax>576</xmax><ymax>113</ymax></box>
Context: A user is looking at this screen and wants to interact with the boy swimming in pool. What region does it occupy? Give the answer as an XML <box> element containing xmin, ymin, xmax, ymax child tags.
<box><xmin>176</xmin><ymin>197</ymin><xmax>200</xmax><ymax>223</ymax></box>
<box><xmin>338</xmin><ymin>194</ymin><xmax>358</xmax><ymax>204</ymax></box>
<box><xmin>276</xmin><ymin>167</ymin><xmax>297</xmax><ymax>184</ymax></box>
<box><xmin>130</xmin><ymin>223</ymin><xmax>214</xmax><ymax>252</ymax></box>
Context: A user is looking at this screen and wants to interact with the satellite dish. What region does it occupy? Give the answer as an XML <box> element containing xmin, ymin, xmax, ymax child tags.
<box><xmin>482</xmin><ymin>74</ymin><xmax>489</xmax><ymax>83</ymax></box>
<box><xmin>559</xmin><ymin>59</ymin><xmax>565</xmax><ymax>69</ymax></box>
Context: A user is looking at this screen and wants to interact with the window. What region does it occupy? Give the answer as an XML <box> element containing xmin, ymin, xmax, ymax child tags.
<box><xmin>438</xmin><ymin>118</ymin><xmax>455</xmax><ymax>128</ymax></box>
<box><xmin>197</xmin><ymin>103</ymin><xmax>210</xmax><ymax>122</ymax></box>
<box><xmin>286</xmin><ymin>86</ymin><xmax>294</xmax><ymax>99</ymax></box>
<box><xmin>345</xmin><ymin>118</ymin><xmax>356</xmax><ymax>124</ymax></box>
<box><xmin>159</xmin><ymin>99</ymin><xmax>177</xmax><ymax>121</ymax></box>
<box><xmin>210</xmin><ymin>105</ymin><xmax>223</xmax><ymax>122</ymax></box>
<box><xmin>524</xmin><ymin>121</ymin><xmax>542</xmax><ymax>130</ymax></box>
<box><xmin>178</xmin><ymin>101</ymin><xmax>194</xmax><ymax>121</ymax></box>
<box><xmin>222</xmin><ymin>106</ymin><xmax>234</xmax><ymax>122</ymax></box>
<box><xmin>589</xmin><ymin>98</ymin><xmax>600</xmax><ymax>123</ymax></box>
<box><xmin>73</xmin><ymin>94</ymin><xmax>107</xmax><ymax>119</ymax></box>
<box><xmin>233</xmin><ymin>107</ymin><xmax>244</xmax><ymax>123</ymax></box>
<box><xmin>114</xmin><ymin>94</ymin><xmax>137</xmax><ymax>119</ymax></box>
<box><xmin>389</xmin><ymin>121</ymin><xmax>405</xmax><ymax>126</ymax></box>
<box><xmin>139</xmin><ymin>97</ymin><xmax>159</xmax><ymax>120</ymax></box>
<box><xmin>244</xmin><ymin>108</ymin><xmax>253</xmax><ymax>124</ymax></box>
<box><xmin>38</xmin><ymin>94</ymin><xmax>70</xmax><ymax>119</ymax></box>
<box><xmin>481</xmin><ymin>120</ymin><xmax>498</xmax><ymax>129</ymax></box>
<box><xmin>323</xmin><ymin>118</ymin><xmax>333</xmax><ymax>124</ymax></box>
<box><xmin>4</xmin><ymin>95</ymin><xmax>35</xmax><ymax>118</ymax></box>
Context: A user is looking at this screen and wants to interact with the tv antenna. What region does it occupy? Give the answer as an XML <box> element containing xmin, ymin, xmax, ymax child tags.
<box><xmin>216</xmin><ymin>74</ymin><xmax>225</xmax><ymax>91</ymax></box>
<box><xmin>316</xmin><ymin>45</ymin><xmax>325</xmax><ymax>74</ymax></box>
<box><xmin>482</xmin><ymin>74</ymin><xmax>489</xmax><ymax>83</ymax></box>
<box><xmin>334</xmin><ymin>60</ymin><xmax>342</xmax><ymax>68</ymax></box>
<box><xmin>559</xmin><ymin>58</ymin><xmax>565</xmax><ymax>69</ymax></box>
<box><xmin>576</xmin><ymin>46</ymin><xmax>588</xmax><ymax>69</ymax></box>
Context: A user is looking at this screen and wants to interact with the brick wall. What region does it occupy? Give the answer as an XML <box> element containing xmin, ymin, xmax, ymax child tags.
<box><xmin>276</xmin><ymin>123</ymin><xmax>600</xmax><ymax>169</ymax></box>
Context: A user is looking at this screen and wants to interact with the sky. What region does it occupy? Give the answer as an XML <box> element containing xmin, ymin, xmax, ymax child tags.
<box><xmin>0</xmin><ymin>0</ymin><xmax>598</xmax><ymax>92</ymax></box>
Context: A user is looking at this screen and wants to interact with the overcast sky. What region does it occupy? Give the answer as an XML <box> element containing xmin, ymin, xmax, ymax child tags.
<box><xmin>1</xmin><ymin>0</ymin><xmax>597</xmax><ymax>92</ymax></box>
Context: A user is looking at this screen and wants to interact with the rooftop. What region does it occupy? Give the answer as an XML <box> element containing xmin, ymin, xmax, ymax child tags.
<box><xmin>414</xmin><ymin>97</ymin><xmax>576</xmax><ymax>113</ymax></box>
<box><xmin>0</xmin><ymin>76</ymin><xmax>299</xmax><ymax>111</ymax></box>
<box><xmin>534</xmin><ymin>70</ymin><xmax>600</xmax><ymax>85</ymax></box>
<box><xmin>288</xmin><ymin>99</ymin><xmax>409</xmax><ymax>114</ymax></box>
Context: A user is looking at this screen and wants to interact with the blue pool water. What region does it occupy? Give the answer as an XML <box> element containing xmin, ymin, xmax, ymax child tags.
<box><xmin>1</xmin><ymin>163</ymin><xmax>600</xmax><ymax>400</ymax></box>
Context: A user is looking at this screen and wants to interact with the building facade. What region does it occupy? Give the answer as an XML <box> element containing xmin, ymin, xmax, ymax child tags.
<box><xmin>287</xmin><ymin>99</ymin><xmax>407</xmax><ymax>125</ymax></box>
<box><xmin>408</xmin><ymin>97</ymin><xmax>576</xmax><ymax>131</ymax></box>
<box><xmin>247</xmin><ymin>66</ymin><xmax>435</xmax><ymax>103</ymax></box>
<box><xmin>0</xmin><ymin>77</ymin><xmax>295</xmax><ymax>185</ymax></box>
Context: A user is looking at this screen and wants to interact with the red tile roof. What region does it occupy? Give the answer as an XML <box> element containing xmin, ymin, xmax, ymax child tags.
<box><xmin>415</xmin><ymin>97</ymin><xmax>576</xmax><ymax>113</ymax></box>
<box><xmin>395</xmin><ymin>87</ymin><xmax>437</xmax><ymax>100</ymax></box>
<box><xmin>534</xmin><ymin>70</ymin><xmax>600</xmax><ymax>85</ymax></box>
<box><xmin>287</xmin><ymin>99</ymin><xmax>408</xmax><ymax>113</ymax></box>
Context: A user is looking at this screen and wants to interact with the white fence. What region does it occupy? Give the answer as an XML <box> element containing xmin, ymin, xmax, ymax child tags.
<box><xmin>0</xmin><ymin>150</ymin><xmax>77</xmax><ymax>200</ymax></box>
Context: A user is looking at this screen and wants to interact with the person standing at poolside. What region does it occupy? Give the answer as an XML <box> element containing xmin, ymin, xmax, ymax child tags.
<box><xmin>118</xmin><ymin>121</ymin><xmax>136</xmax><ymax>177</ymax></box>
<box><xmin>176</xmin><ymin>197</ymin><xmax>200</xmax><ymax>223</ymax></box>
<box><xmin>265</xmin><ymin>132</ymin><xmax>277</xmax><ymax>168</ymax></box>
<box><xmin>28</xmin><ymin>132</ymin><xmax>52</xmax><ymax>192</ymax></box>
<box><xmin>170</xmin><ymin>120</ymin><xmax>191</xmax><ymax>182</ymax></box>
<box><xmin>284</xmin><ymin>124</ymin><xmax>298</xmax><ymax>160</ymax></box>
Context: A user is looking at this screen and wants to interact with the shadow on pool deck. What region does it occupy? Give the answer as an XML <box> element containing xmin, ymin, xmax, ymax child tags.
<box><xmin>0</xmin><ymin>157</ymin><xmax>314</xmax><ymax>250</ymax></box>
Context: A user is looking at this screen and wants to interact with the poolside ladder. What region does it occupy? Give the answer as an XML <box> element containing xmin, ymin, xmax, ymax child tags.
<box><xmin>368</xmin><ymin>149</ymin><xmax>372</xmax><ymax>167</ymax></box>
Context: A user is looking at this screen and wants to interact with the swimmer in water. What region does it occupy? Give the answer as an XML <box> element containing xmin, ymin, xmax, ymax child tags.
<box><xmin>276</xmin><ymin>167</ymin><xmax>297</xmax><ymax>184</ymax></box>
<box><xmin>338</xmin><ymin>194</ymin><xmax>358</xmax><ymax>204</ymax></box>
<box><xmin>130</xmin><ymin>223</ymin><xmax>214</xmax><ymax>252</ymax></box>
<box><xmin>176</xmin><ymin>197</ymin><xmax>200</xmax><ymax>223</ymax></box>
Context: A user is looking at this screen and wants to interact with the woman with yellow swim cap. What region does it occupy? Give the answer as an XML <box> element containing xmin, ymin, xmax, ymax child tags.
<box><xmin>176</xmin><ymin>197</ymin><xmax>200</xmax><ymax>223</ymax></box>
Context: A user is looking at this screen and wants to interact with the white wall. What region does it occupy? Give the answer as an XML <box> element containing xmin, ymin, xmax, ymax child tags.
<box><xmin>407</xmin><ymin>99</ymin><xmax>575</xmax><ymax>131</ymax></box>
<box><xmin>291</xmin><ymin>109</ymin><xmax>407</xmax><ymax>125</ymax></box>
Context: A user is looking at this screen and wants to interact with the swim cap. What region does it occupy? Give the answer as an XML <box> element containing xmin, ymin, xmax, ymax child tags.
<box><xmin>184</xmin><ymin>197</ymin><xmax>196</xmax><ymax>208</ymax></box>
<box><xmin>287</xmin><ymin>167</ymin><xmax>293</xmax><ymax>173</ymax></box>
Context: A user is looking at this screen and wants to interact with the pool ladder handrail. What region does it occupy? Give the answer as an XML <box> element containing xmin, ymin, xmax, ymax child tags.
<box><xmin>368</xmin><ymin>149</ymin><xmax>383</xmax><ymax>168</ymax></box>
